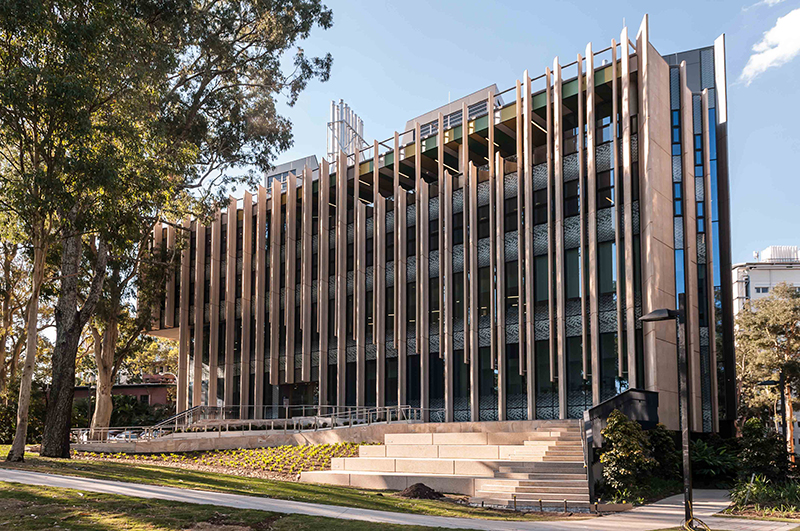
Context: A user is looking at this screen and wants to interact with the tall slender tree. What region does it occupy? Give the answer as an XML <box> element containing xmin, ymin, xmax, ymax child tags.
<box><xmin>35</xmin><ymin>0</ymin><xmax>334</xmax><ymax>458</ymax></box>
<box><xmin>736</xmin><ymin>282</ymin><xmax>800</xmax><ymax>458</ymax></box>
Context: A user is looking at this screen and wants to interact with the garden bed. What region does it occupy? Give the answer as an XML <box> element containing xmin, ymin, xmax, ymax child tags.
<box><xmin>72</xmin><ymin>442</ymin><xmax>363</xmax><ymax>481</ymax></box>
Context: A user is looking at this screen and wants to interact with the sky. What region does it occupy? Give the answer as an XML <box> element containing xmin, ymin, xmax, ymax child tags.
<box><xmin>272</xmin><ymin>0</ymin><xmax>800</xmax><ymax>266</ymax></box>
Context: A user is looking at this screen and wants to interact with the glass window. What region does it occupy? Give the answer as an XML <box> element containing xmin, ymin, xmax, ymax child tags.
<box><xmin>505</xmin><ymin>197</ymin><xmax>518</xmax><ymax>232</ymax></box>
<box><xmin>597</xmin><ymin>170</ymin><xmax>614</xmax><ymax>208</ymax></box>
<box><xmin>564</xmin><ymin>180</ymin><xmax>579</xmax><ymax>217</ymax></box>
<box><xmin>478</xmin><ymin>205</ymin><xmax>490</xmax><ymax>239</ymax></box>
<box><xmin>534</xmin><ymin>189</ymin><xmax>548</xmax><ymax>224</ymax></box>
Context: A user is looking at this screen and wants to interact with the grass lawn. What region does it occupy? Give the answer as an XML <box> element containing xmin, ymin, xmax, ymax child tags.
<box><xmin>0</xmin><ymin>445</ymin><xmax>586</xmax><ymax>523</ymax></box>
<box><xmin>0</xmin><ymin>481</ymin><xmax>468</xmax><ymax>530</ymax></box>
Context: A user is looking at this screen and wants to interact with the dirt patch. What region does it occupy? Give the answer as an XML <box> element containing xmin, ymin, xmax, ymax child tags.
<box><xmin>397</xmin><ymin>483</ymin><xmax>443</xmax><ymax>500</ymax></box>
<box><xmin>724</xmin><ymin>508</ymin><xmax>800</xmax><ymax>520</ymax></box>
<box><xmin>0</xmin><ymin>498</ymin><xmax>29</xmax><ymax>510</ymax></box>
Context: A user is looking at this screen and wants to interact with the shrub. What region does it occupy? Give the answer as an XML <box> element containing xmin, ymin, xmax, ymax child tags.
<box><xmin>730</xmin><ymin>475</ymin><xmax>800</xmax><ymax>512</ymax></box>
<box><xmin>690</xmin><ymin>438</ymin><xmax>737</xmax><ymax>487</ymax></box>
<box><xmin>599</xmin><ymin>410</ymin><xmax>656</xmax><ymax>502</ymax></box>
<box><xmin>738</xmin><ymin>418</ymin><xmax>791</xmax><ymax>483</ymax></box>
<box><xmin>648</xmin><ymin>423</ymin><xmax>680</xmax><ymax>480</ymax></box>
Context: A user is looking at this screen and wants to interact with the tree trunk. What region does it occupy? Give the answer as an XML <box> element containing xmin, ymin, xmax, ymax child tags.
<box><xmin>41</xmin><ymin>233</ymin><xmax>108</xmax><ymax>458</ymax></box>
<box><xmin>787</xmin><ymin>380</ymin><xmax>795</xmax><ymax>463</ymax></box>
<box><xmin>90</xmin><ymin>315</ymin><xmax>119</xmax><ymax>440</ymax></box>
<box><xmin>0</xmin><ymin>244</ymin><xmax>17</xmax><ymax>397</ymax></box>
<box><xmin>6</xmin><ymin>237</ymin><xmax>46</xmax><ymax>462</ymax></box>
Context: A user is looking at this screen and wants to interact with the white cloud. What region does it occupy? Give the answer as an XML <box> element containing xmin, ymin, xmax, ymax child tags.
<box><xmin>743</xmin><ymin>0</ymin><xmax>786</xmax><ymax>11</ymax></box>
<box><xmin>740</xmin><ymin>8</ymin><xmax>800</xmax><ymax>85</ymax></box>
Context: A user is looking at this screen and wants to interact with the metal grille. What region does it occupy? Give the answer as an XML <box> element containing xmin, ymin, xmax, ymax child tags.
<box><xmin>670</xmin><ymin>67</ymin><xmax>681</xmax><ymax>110</ymax></box>
<box><xmin>696</xmin><ymin>176</ymin><xmax>704</xmax><ymax>202</ymax></box>
<box><xmin>564</xmin><ymin>216</ymin><xmax>580</xmax><ymax>249</ymax></box>
<box><xmin>599</xmin><ymin>310</ymin><xmax>617</xmax><ymax>334</ymax></box>
<box><xmin>701</xmin><ymin>48</ymin><xmax>715</xmax><ymax>90</ymax></box>
<box><xmin>674</xmin><ymin>217</ymin><xmax>684</xmax><ymax>250</ymax></box>
<box><xmin>596</xmin><ymin>209</ymin><xmax>615</xmax><ymax>243</ymax></box>
<box><xmin>563</xmin><ymin>153</ymin><xmax>579</xmax><ymax>182</ymax></box>
<box><xmin>505</xmin><ymin>231</ymin><xmax>518</xmax><ymax>261</ymax></box>
<box><xmin>534</xmin><ymin>225</ymin><xmax>548</xmax><ymax>256</ymax></box>
<box><xmin>478</xmin><ymin>180</ymin><xmax>490</xmax><ymax>206</ymax></box>
<box><xmin>505</xmin><ymin>172</ymin><xmax>518</xmax><ymax>199</ymax></box>
<box><xmin>533</xmin><ymin>163</ymin><xmax>548</xmax><ymax>191</ymax></box>
<box><xmin>596</xmin><ymin>143</ymin><xmax>613</xmax><ymax>172</ymax></box>
<box><xmin>478</xmin><ymin>239</ymin><xmax>491</xmax><ymax>268</ymax></box>
<box><xmin>672</xmin><ymin>155</ymin><xmax>682</xmax><ymax>182</ymax></box>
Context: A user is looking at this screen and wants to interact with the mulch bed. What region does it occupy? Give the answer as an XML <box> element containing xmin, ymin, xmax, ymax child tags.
<box><xmin>397</xmin><ymin>483</ymin><xmax>443</xmax><ymax>500</ymax></box>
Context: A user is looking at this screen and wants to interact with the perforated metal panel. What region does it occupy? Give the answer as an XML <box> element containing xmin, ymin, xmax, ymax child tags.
<box><xmin>596</xmin><ymin>143</ymin><xmax>612</xmax><ymax>172</ymax></box>
<box><xmin>674</xmin><ymin>217</ymin><xmax>684</xmax><ymax>250</ymax></box>
<box><xmin>505</xmin><ymin>231</ymin><xmax>519</xmax><ymax>261</ymax></box>
<box><xmin>599</xmin><ymin>310</ymin><xmax>617</xmax><ymax>334</ymax></box>
<box><xmin>701</xmin><ymin>48</ymin><xmax>715</xmax><ymax>90</ymax></box>
<box><xmin>478</xmin><ymin>239</ymin><xmax>491</xmax><ymax>268</ymax></box>
<box><xmin>672</xmin><ymin>155</ymin><xmax>682</xmax><ymax>183</ymax></box>
<box><xmin>564</xmin><ymin>153</ymin><xmax>579</xmax><ymax>182</ymax></box>
<box><xmin>478</xmin><ymin>180</ymin><xmax>490</xmax><ymax>206</ymax></box>
<box><xmin>631</xmin><ymin>134</ymin><xmax>639</xmax><ymax>162</ymax></box>
<box><xmin>505</xmin><ymin>173</ymin><xmax>518</xmax><ymax>199</ymax></box>
<box><xmin>632</xmin><ymin>201</ymin><xmax>641</xmax><ymax>235</ymax></box>
<box><xmin>670</xmin><ymin>67</ymin><xmax>680</xmax><ymax>110</ymax></box>
<box><xmin>453</xmin><ymin>188</ymin><xmax>464</xmax><ymax>214</ymax></box>
<box><xmin>452</xmin><ymin>244</ymin><xmax>464</xmax><ymax>273</ymax></box>
<box><xmin>407</xmin><ymin>202</ymin><xmax>416</xmax><ymax>227</ymax></box>
<box><xmin>564</xmin><ymin>216</ymin><xmax>580</xmax><ymax>249</ymax></box>
<box><xmin>406</xmin><ymin>255</ymin><xmax>416</xmax><ymax>282</ymax></box>
<box><xmin>533</xmin><ymin>163</ymin><xmax>548</xmax><ymax>191</ymax></box>
<box><xmin>596</xmin><ymin>209</ymin><xmax>615</xmax><ymax>243</ymax></box>
<box><xmin>696</xmin><ymin>177</ymin><xmax>704</xmax><ymax>202</ymax></box>
<box><xmin>429</xmin><ymin>195</ymin><xmax>439</xmax><ymax>221</ymax></box>
<box><xmin>533</xmin><ymin>225</ymin><xmax>548</xmax><ymax>256</ymax></box>
<box><xmin>693</xmin><ymin>95</ymin><xmax>702</xmax><ymax>132</ymax></box>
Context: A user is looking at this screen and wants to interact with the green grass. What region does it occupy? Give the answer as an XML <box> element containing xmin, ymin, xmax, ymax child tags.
<box><xmin>0</xmin><ymin>445</ymin><xmax>584</xmax><ymax>522</ymax></box>
<box><xmin>0</xmin><ymin>481</ymin><xmax>467</xmax><ymax>530</ymax></box>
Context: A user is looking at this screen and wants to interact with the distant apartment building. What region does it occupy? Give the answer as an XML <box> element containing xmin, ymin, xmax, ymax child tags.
<box><xmin>733</xmin><ymin>245</ymin><xmax>800</xmax><ymax>315</ymax></box>
<box><xmin>149</xmin><ymin>16</ymin><xmax>736</xmax><ymax>433</ymax></box>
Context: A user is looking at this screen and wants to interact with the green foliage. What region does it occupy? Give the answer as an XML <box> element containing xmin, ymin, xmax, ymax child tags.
<box><xmin>648</xmin><ymin>423</ymin><xmax>681</xmax><ymax>480</ymax></box>
<box><xmin>0</xmin><ymin>379</ymin><xmax>47</xmax><ymax>444</ymax></box>
<box><xmin>738</xmin><ymin>418</ymin><xmax>792</xmax><ymax>482</ymax></box>
<box><xmin>599</xmin><ymin>410</ymin><xmax>656</xmax><ymax>502</ymax></box>
<box><xmin>72</xmin><ymin>395</ymin><xmax>174</xmax><ymax>429</ymax></box>
<box><xmin>735</xmin><ymin>282</ymin><xmax>800</xmax><ymax>421</ymax></box>
<box><xmin>690</xmin><ymin>438</ymin><xmax>738</xmax><ymax>487</ymax></box>
<box><xmin>730</xmin><ymin>475</ymin><xmax>800</xmax><ymax>512</ymax></box>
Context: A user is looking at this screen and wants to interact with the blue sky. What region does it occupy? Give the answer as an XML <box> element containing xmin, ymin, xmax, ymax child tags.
<box><xmin>274</xmin><ymin>0</ymin><xmax>800</xmax><ymax>265</ymax></box>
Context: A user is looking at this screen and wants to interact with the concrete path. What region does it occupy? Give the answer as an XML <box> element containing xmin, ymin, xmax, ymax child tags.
<box><xmin>0</xmin><ymin>468</ymin><xmax>795</xmax><ymax>531</ymax></box>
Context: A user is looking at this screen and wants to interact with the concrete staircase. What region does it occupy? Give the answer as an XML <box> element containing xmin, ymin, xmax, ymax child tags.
<box><xmin>299</xmin><ymin>420</ymin><xmax>591</xmax><ymax>511</ymax></box>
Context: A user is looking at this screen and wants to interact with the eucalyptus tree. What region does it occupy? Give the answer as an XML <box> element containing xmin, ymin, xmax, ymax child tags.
<box><xmin>736</xmin><ymin>282</ymin><xmax>800</xmax><ymax>454</ymax></box>
<box><xmin>36</xmin><ymin>0</ymin><xmax>334</xmax><ymax>458</ymax></box>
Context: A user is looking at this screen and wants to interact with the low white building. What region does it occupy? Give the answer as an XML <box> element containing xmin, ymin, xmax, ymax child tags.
<box><xmin>733</xmin><ymin>246</ymin><xmax>800</xmax><ymax>316</ymax></box>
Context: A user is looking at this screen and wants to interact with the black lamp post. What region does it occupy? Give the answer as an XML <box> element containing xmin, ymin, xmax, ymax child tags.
<box><xmin>640</xmin><ymin>294</ymin><xmax>697</xmax><ymax>527</ymax></box>
<box><xmin>758</xmin><ymin>371</ymin><xmax>787</xmax><ymax>447</ymax></box>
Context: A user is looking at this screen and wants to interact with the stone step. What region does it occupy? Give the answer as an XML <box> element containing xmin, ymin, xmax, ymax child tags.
<box><xmin>360</xmin><ymin>444</ymin><xmax>583</xmax><ymax>460</ymax></box>
<box><xmin>493</xmin><ymin>472</ymin><xmax>588</xmax><ymax>480</ymax></box>
<box><xmin>482</xmin><ymin>479</ymin><xmax>589</xmax><ymax>487</ymax></box>
<box><xmin>477</xmin><ymin>484</ymin><xmax>589</xmax><ymax>494</ymax></box>
<box><xmin>497</xmin><ymin>463</ymin><xmax>585</xmax><ymax>472</ymax></box>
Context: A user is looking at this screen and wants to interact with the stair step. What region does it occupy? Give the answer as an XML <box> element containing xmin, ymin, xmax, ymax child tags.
<box><xmin>494</xmin><ymin>473</ymin><xmax>587</xmax><ymax>480</ymax></box>
<box><xmin>478</xmin><ymin>485</ymin><xmax>588</xmax><ymax>494</ymax></box>
<box><xmin>475</xmin><ymin>491</ymin><xmax>591</xmax><ymax>502</ymax></box>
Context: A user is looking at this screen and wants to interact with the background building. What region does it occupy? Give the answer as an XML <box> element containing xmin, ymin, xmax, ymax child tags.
<box><xmin>733</xmin><ymin>245</ymin><xmax>800</xmax><ymax>315</ymax></box>
<box><xmin>150</xmin><ymin>16</ymin><xmax>735</xmax><ymax>433</ymax></box>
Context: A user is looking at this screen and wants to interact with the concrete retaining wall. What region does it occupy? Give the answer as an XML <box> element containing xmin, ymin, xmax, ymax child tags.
<box><xmin>71</xmin><ymin>419</ymin><xmax>579</xmax><ymax>454</ymax></box>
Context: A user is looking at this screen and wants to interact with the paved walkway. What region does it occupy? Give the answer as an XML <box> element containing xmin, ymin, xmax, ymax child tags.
<box><xmin>0</xmin><ymin>468</ymin><xmax>794</xmax><ymax>530</ymax></box>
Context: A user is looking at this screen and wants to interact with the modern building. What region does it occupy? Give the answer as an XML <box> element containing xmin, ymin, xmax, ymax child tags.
<box><xmin>149</xmin><ymin>15</ymin><xmax>735</xmax><ymax>433</ymax></box>
<box><xmin>733</xmin><ymin>245</ymin><xmax>800</xmax><ymax>315</ymax></box>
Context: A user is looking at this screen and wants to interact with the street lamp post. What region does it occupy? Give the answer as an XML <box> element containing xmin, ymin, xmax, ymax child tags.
<box><xmin>640</xmin><ymin>294</ymin><xmax>704</xmax><ymax>529</ymax></box>
<box><xmin>757</xmin><ymin>371</ymin><xmax>788</xmax><ymax>448</ymax></box>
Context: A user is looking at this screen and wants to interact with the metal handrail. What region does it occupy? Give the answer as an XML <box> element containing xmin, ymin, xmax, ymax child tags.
<box><xmin>71</xmin><ymin>405</ymin><xmax>446</xmax><ymax>444</ymax></box>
